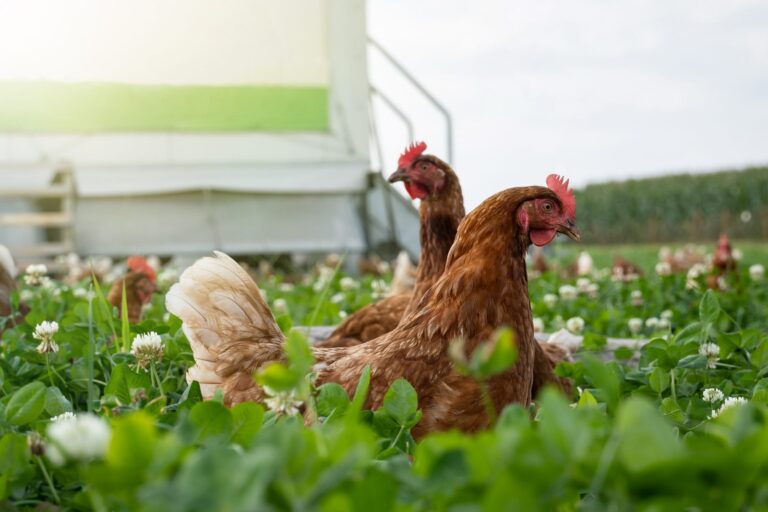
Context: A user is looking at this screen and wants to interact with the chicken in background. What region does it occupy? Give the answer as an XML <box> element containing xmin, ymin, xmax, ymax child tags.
<box><xmin>357</xmin><ymin>254</ymin><xmax>391</xmax><ymax>277</ymax></box>
<box><xmin>167</xmin><ymin>174</ymin><xmax>579</xmax><ymax>436</ymax></box>
<box><xmin>530</xmin><ymin>247</ymin><xmax>549</xmax><ymax>276</ymax></box>
<box><xmin>658</xmin><ymin>244</ymin><xmax>707</xmax><ymax>274</ymax></box>
<box><xmin>315</xmin><ymin>143</ymin><xmax>465</xmax><ymax>348</ymax></box>
<box><xmin>107</xmin><ymin>256</ymin><xmax>157</xmax><ymax>323</ymax></box>
<box><xmin>611</xmin><ymin>256</ymin><xmax>643</xmax><ymax>282</ymax></box>
<box><xmin>706</xmin><ymin>234</ymin><xmax>738</xmax><ymax>290</ymax></box>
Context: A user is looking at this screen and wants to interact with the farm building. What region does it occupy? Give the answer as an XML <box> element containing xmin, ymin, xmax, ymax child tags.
<box><xmin>0</xmin><ymin>0</ymin><xmax>449</xmax><ymax>266</ymax></box>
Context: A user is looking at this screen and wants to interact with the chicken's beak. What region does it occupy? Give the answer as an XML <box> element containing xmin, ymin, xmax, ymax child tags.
<box><xmin>388</xmin><ymin>168</ymin><xmax>408</xmax><ymax>183</ymax></box>
<box><xmin>557</xmin><ymin>219</ymin><xmax>581</xmax><ymax>241</ymax></box>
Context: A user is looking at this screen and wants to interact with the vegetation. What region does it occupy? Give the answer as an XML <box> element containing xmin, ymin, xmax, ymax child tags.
<box><xmin>575</xmin><ymin>167</ymin><xmax>768</xmax><ymax>243</ymax></box>
<box><xmin>0</xmin><ymin>256</ymin><xmax>767</xmax><ymax>510</ymax></box>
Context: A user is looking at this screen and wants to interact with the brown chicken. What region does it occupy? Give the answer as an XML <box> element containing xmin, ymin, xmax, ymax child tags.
<box><xmin>107</xmin><ymin>256</ymin><xmax>157</xmax><ymax>323</ymax></box>
<box><xmin>167</xmin><ymin>175</ymin><xmax>579</xmax><ymax>435</ymax></box>
<box><xmin>316</xmin><ymin>143</ymin><xmax>465</xmax><ymax>347</ymax></box>
<box><xmin>706</xmin><ymin>234</ymin><xmax>738</xmax><ymax>290</ymax></box>
<box><xmin>611</xmin><ymin>256</ymin><xmax>643</xmax><ymax>281</ymax></box>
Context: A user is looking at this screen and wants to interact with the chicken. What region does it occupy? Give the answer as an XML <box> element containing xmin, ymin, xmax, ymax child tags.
<box><xmin>0</xmin><ymin>245</ymin><xmax>27</xmax><ymax>328</ymax></box>
<box><xmin>167</xmin><ymin>174</ymin><xmax>579</xmax><ymax>435</ymax></box>
<box><xmin>706</xmin><ymin>234</ymin><xmax>738</xmax><ymax>290</ymax></box>
<box><xmin>611</xmin><ymin>256</ymin><xmax>643</xmax><ymax>281</ymax></box>
<box><xmin>531</xmin><ymin>247</ymin><xmax>549</xmax><ymax>275</ymax></box>
<box><xmin>315</xmin><ymin>143</ymin><xmax>465</xmax><ymax>348</ymax></box>
<box><xmin>107</xmin><ymin>256</ymin><xmax>157</xmax><ymax>323</ymax></box>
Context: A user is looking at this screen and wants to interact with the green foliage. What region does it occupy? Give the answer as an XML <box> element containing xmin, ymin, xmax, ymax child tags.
<box><xmin>0</xmin><ymin>259</ymin><xmax>767</xmax><ymax>510</ymax></box>
<box><xmin>575</xmin><ymin>166</ymin><xmax>768</xmax><ymax>243</ymax></box>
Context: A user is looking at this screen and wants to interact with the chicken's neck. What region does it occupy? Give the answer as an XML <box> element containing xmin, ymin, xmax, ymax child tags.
<box><xmin>403</xmin><ymin>199</ymin><xmax>534</xmax><ymax>357</ymax></box>
<box><xmin>406</xmin><ymin>185</ymin><xmax>465</xmax><ymax>317</ymax></box>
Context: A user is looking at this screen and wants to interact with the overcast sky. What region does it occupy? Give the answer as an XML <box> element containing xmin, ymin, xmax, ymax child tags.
<box><xmin>368</xmin><ymin>0</ymin><xmax>768</xmax><ymax>209</ymax></box>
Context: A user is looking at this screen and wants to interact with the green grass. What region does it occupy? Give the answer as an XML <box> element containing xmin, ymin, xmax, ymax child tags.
<box><xmin>549</xmin><ymin>240</ymin><xmax>768</xmax><ymax>274</ymax></box>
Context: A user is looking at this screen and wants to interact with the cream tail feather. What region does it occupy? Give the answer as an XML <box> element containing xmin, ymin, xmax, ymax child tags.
<box><xmin>0</xmin><ymin>245</ymin><xmax>17</xmax><ymax>279</ymax></box>
<box><xmin>165</xmin><ymin>251</ymin><xmax>285</xmax><ymax>405</ymax></box>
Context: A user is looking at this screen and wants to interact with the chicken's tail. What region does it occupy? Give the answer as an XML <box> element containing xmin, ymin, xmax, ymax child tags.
<box><xmin>166</xmin><ymin>251</ymin><xmax>284</xmax><ymax>404</ymax></box>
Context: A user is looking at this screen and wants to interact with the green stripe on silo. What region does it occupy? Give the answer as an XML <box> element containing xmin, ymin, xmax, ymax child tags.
<box><xmin>0</xmin><ymin>81</ymin><xmax>328</xmax><ymax>132</ymax></box>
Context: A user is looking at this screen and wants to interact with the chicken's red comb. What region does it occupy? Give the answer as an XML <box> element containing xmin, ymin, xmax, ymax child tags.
<box><xmin>546</xmin><ymin>174</ymin><xmax>576</xmax><ymax>218</ymax></box>
<box><xmin>398</xmin><ymin>141</ymin><xmax>427</xmax><ymax>169</ymax></box>
<box><xmin>127</xmin><ymin>255</ymin><xmax>156</xmax><ymax>283</ymax></box>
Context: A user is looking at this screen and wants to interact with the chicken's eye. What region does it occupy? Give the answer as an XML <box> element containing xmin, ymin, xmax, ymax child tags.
<box><xmin>421</xmin><ymin>163</ymin><xmax>429</xmax><ymax>171</ymax></box>
<box><xmin>542</xmin><ymin>202</ymin><xmax>553</xmax><ymax>212</ymax></box>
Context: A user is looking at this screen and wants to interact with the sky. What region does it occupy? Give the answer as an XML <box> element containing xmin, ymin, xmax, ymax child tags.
<box><xmin>368</xmin><ymin>0</ymin><xmax>768</xmax><ymax>209</ymax></box>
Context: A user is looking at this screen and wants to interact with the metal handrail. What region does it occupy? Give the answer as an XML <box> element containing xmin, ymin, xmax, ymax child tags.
<box><xmin>370</xmin><ymin>86</ymin><xmax>414</xmax><ymax>145</ymax></box>
<box><xmin>368</xmin><ymin>37</ymin><xmax>454</xmax><ymax>162</ymax></box>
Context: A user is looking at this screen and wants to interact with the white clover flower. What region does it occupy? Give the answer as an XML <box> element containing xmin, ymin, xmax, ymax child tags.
<box><xmin>157</xmin><ymin>268</ymin><xmax>179</xmax><ymax>288</ymax></box>
<box><xmin>732</xmin><ymin>248</ymin><xmax>743</xmax><ymax>262</ymax></box>
<box><xmin>710</xmin><ymin>396</ymin><xmax>748</xmax><ymax>419</ymax></box>
<box><xmin>279</xmin><ymin>282</ymin><xmax>295</xmax><ymax>292</ymax></box>
<box><xmin>339</xmin><ymin>277</ymin><xmax>358</xmax><ymax>291</ymax></box>
<box><xmin>630</xmin><ymin>290</ymin><xmax>643</xmax><ymax>307</ymax></box>
<box><xmin>19</xmin><ymin>289</ymin><xmax>35</xmax><ymax>302</ymax></box>
<box><xmin>259</xmin><ymin>289</ymin><xmax>268</xmax><ymax>302</ymax></box>
<box><xmin>338</xmin><ymin>310</ymin><xmax>348</xmax><ymax>320</ymax></box>
<box><xmin>273</xmin><ymin>298</ymin><xmax>288</xmax><ymax>314</ymax></box>
<box><xmin>532</xmin><ymin>317</ymin><xmax>544</xmax><ymax>333</ymax></box>
<box><xmin>750</xmin><ymin>264</ymin><xmax>765</xmax><ymax>282</ymax></box>
<box><xmin>645</xmin><ymin>317</ymin><xmax>660</xmax><ymax>330</ymax></box>
<box><xmin>699</xmin><ymin>342</ymin><xmax>720</xmax><ymax>369</ymax></box>
<box><xmin>313</xmin><ymin>266</ymin><xmax>336</xmax><ymax>292</ymax></box>
<box><xmin>33</xmin><ymin>321</ymin><xmax>59</xmax><ymax>354</ymax></box>
<box><xmin>90</xmin><ymin>257</ymin><xmax>113</xmax><ymax>277</ymax></box>
<box><xmin>657</xmin><ymin>318</ymin><xmax>670</xmax><ymax>330</ymax></box>
<box><xmin>371</xmin><ymin>279</ymin><xmax>389</xmax><ymax>299</ymax></box>
<box><xmin>576</xmin><ymin>278</ymin><xmax>591</xmax><ymax>293</ymax></box>
<box><xmin>131</xmin><ymin>332</ymin><xmax>164</xmax><ymax>369</ymax></box>
<box><xmin>586</xmin><ymin>283</ymin><xmax>599</xmax><ymax>299</ymax></box>
<box><xmin>330</xmin><ymin>292</ymin><xmax>346</xmax><ymax>304</ymax></box>
<box><xmin>628</xmin><ymin>318</ymin><xmax>643</xmax><ymax>334</ymax></box>
<box><xmin>51</xmin><ymin>412</ymin><xmax>76</xmax><ymax>423</ymax></box>
<box><xmin>377</xmin><ymin>260</ymin><xmax>391</xmax><ymax>274</ymax></box>
<box><xmin>687</xmin><ymin>263</ymin><xmax>707</xmax><ymax>280</ymax></box>
<box><xmin>565</xmin><ymin>316</ymin><xmax>585</xmax><ymax>335</ymax></box>
<box><xmin>46</xmin><ymin>413</ymin><xmax>111</xmax><ymax>466</ymax></box>
<box><xmin>263</xmin><ymin>386</ymin><xmax>303</xmax><ymax>416</ymax></box>
<box><xmin>24</xmin><ymin>264</ymin><xmax>48</xmax><ymax>286</ymax></box>
<box><xmin>558</xmin><ymin>285</ymin><xmax>577</xmax><ymax>301</ymax></box>
<box><xmin>702</xmin><ymin>388</ymin><xmax>724</xmax><ymax>404</ymax></box>
<box><xmin>543</xmin><ymin>293</ymin><xmax>558</xmax><ymax>308</ymax></box>
<box><xmin>740</xmin><ymin>210</ymin><xmax>752</xmax><ymax>223</ymax></box>
<box><xmin>576</xmin><ymin>251</ymin><xmax>594</xmax><ymax>276</ymax></box>
<box><xmin>655</xmin><ymin>261</ymin><xmax>672</xmax><ymax>277</ymax></box>
<box><xmin>661</xmin><ymin>309</ymin><xmax>674</xmax><ymax>321</ymax></box>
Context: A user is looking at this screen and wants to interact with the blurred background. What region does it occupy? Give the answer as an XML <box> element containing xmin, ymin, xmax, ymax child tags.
<box><xmin>0</xmin><ymin>0</ymin><xmax>766</xmax><ymax>271</ymax></box>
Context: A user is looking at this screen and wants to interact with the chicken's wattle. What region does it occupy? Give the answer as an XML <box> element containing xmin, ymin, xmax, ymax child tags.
<box><xmin>405</xmin><ymin>181</ymin><xmax>429</xmax><ymax>200</ymax></box>
<box><xmin>530</xmin><ymin>229</ymin><xmax>556</xmax><ymax>247</ymax></box>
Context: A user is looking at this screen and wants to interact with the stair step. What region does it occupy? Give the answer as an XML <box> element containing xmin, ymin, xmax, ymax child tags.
<box><xmin>0</xmin><ymin>185</ymin><xmax>71</xmax><ymax>198</ymax></box>
<box><xmin>0</xmin><ymin>212</ymin><xmax>73</xmax><ymax>227</ymax></box>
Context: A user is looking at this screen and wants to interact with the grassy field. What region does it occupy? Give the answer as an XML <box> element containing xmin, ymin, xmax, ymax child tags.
<box><xmin>548</xmin><ymin>240</ymin><xmax>768</xmax><ymax>274</ymax></box>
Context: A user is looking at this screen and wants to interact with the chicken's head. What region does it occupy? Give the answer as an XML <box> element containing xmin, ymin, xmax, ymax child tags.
<box><xmin>388</xmin><ymin>142</ymin><xmax>452</xmax><ymax>201</ymax></box>
<box><xmin>127</xmin><ymin>256</ymin><xmax>157</xmax><ymax>284</ymax></box>
<box><xmin>518</xmin><ymin>174</ymin><xmax>580</xmax><ymax>247</ymax></box>
<box><xmin>126</xmin><ymin>256</ymin><xmax>157</xmax><ymax>304</ymax></box>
